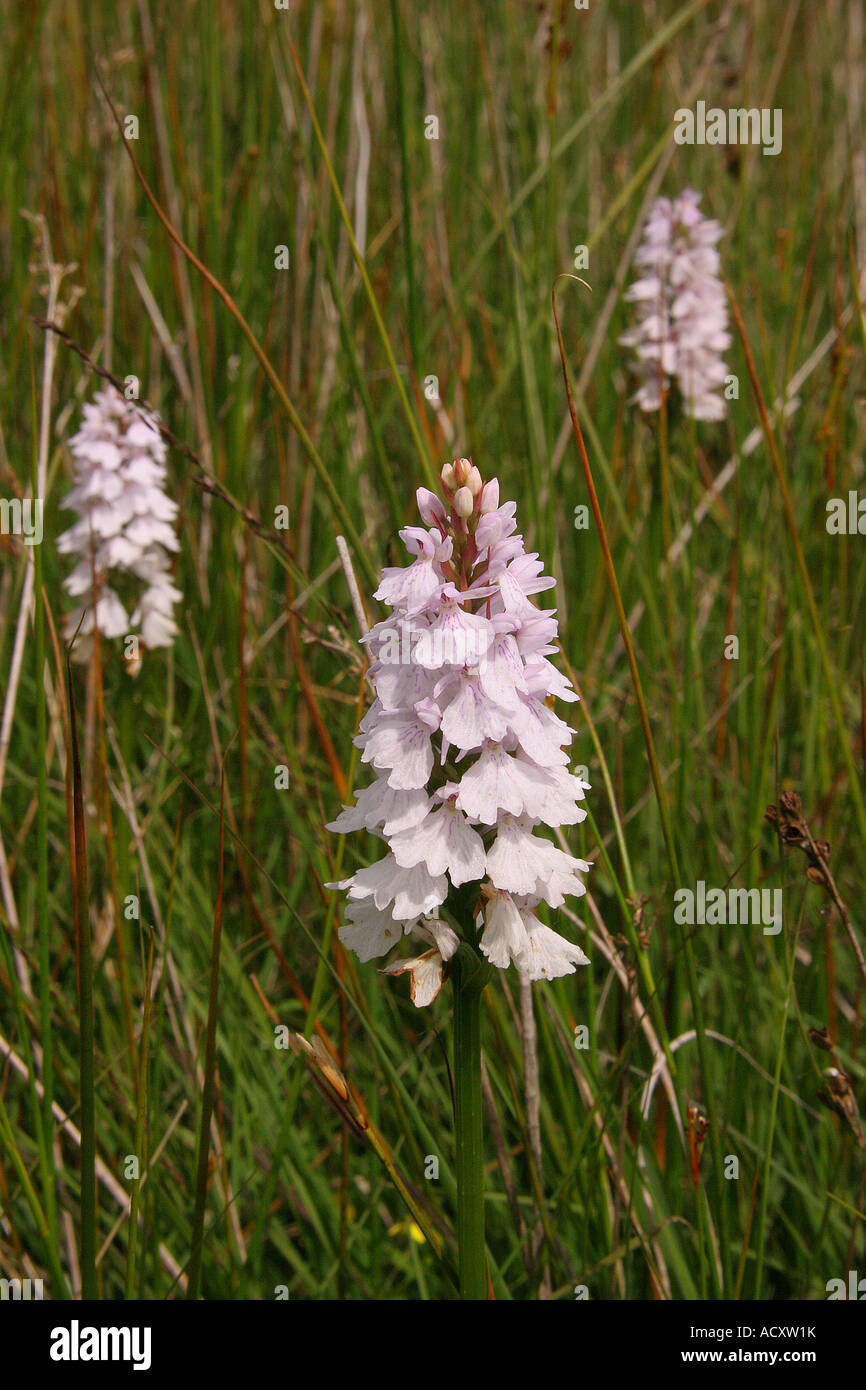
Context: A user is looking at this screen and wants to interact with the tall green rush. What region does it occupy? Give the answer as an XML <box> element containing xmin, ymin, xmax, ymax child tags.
<box><xmin>186</xmin><ymin>765</ymin><xmax>228</xmax><ymax>1299</ymax></box>
<box><xmin>67</xmin><ymin>649</ymin><xmax>97</xmax><ymax>1299</ymax></box>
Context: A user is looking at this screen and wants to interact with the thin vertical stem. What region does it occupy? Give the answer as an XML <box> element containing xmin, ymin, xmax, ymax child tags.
<box><xmin>753</xmin><ymin>910</ymin><xmax>796</xmax><ymax>1298</ymax></box>
<box><xmin>126</xmin><ymin>929</ymin><xmax>154</xmax><ymax>1300</ymax></box>
<box><xmin>658</xmin><ymin>394</ymin><xmax>677</xmax><ymax>657</ymax></box>
<box><xmin>451</xmin><ymin>941</ymin><xmax>490</xmax><ymax>1299</ymax></box>
<box><xmin>68</xmin><ymin>656</ymin><xmax>97</xmax><ymax>1299</ymax></box>
<box><xmin>32</xmin><ymin>360</ymin><xmax>59</xmax><ymax>1276</ymax></box>
<box><xmin>453</xmin><ymin>973</ymin><xmax>486</xmax><ymax>1299</ymax></box>
<box><xmin>186</xmin><ymin>767</ymin><xmax>228</xmax><ymax>1299</ymax></box>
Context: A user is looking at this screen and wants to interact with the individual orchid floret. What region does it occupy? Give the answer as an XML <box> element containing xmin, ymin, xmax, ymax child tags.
<box><xmin>619</xmin><ymin>189</ymin><xmax>731</xmax><ymax>421</ymax></box>
<box><xmin>58</xmin><ymin>385</ymin><xmax>180</xmax><ymax>661</ymax></box>
<box><xmin>327</xmin><ymin>459</ymin><xmax>591</xmax><ymax>1007</ymax></box>
<box><xmin>416</xmin><ymin>487</ymin><xmax>447</xmax><ymax>528</ymax></box>
<box><xmin>380</xmin><ymin>919</ymin><xmax>460</xmax><ymax>1007</ymax></box>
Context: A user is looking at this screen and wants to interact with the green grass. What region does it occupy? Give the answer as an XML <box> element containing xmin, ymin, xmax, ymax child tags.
<box><xmin>0</xmin><ymin>0</ymin><xmax>864</xmax><ymax>1300</ymax></box>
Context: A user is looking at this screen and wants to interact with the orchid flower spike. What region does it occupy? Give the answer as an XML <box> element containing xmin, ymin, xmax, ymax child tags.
<box><xmin>58</xmin><ymin>386</ymin><xmax>181</xmax><ymax>663</ymax></box>
<box><xmin>619</xmin><ymin>189</ymin><xmax>731</xmax><ymax>421</ymax></box>
<box><xmin>327</xmin><ymin>460</ymin><xmax>591</xmax><ymax>1006</ymax></box>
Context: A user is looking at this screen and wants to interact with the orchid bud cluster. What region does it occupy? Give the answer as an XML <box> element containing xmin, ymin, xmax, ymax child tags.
<box><xmin>327</xmin><ymin>458</ymin><xmax>591</xmax><ymax>1007</ymax></box>
<box><xmin>619</xmin><ymin>188</ymin><xmax>731</xmax><ymax>421</ymax></box>
<box><xmin>58</xmin><ymin>386</ymin><xmax>181</xmax><ymax>660</ymax></box>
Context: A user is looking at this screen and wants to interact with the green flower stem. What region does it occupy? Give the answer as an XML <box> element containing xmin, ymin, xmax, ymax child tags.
<box><xmin>452</xmin><ymin>944</ymin><xmax>490</xmax><ymax>1300</ymax></box>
